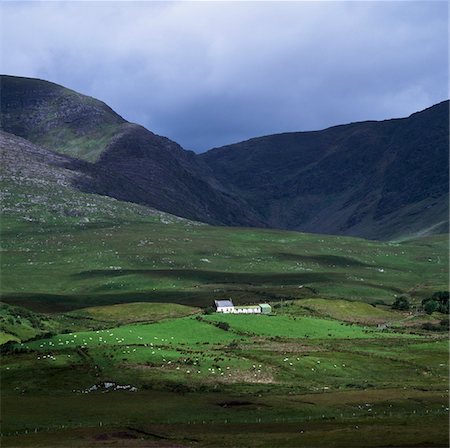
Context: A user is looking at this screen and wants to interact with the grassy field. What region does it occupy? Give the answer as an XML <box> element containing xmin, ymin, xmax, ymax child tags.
<box><xmin>1</xmin><ymin>303</ymin><xmax>448</xmax><ymax>447</ymax></box>
<box><xmin>1</xmin><ymin>192</ymin><xmax>448</xmax><ymax>446</ymax></box>
<box><xmin>1</xmin><ymin>214</ymin><xmax>448</xmax><ymax>312</ymax></box>
<box><xmin>67</xmin><ymin>302</ymin><xmax>200</xmax><ymax>325</ymax></box>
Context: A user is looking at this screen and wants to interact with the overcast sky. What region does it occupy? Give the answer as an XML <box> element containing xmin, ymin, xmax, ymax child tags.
<box><xmin>1</xmin><ymin>1</ymin><xmax>448</xmax><ymax>152</ymax></box>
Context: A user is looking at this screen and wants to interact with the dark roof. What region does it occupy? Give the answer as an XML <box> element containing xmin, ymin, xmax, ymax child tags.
<box><xmin>214</xmin><ymin>300</ymin><xmax>234</xmax><ymax>308</ymax></box>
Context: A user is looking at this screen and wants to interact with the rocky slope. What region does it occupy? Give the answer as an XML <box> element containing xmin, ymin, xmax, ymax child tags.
<box><xmin>0</xmin><ymin>130</ymin><xmax>170</xmax><ymax>223</ymax></box>
<box><xmin>1</xmin><ymin>76</ymin><xmax>260</xmax><ymax>227</ymax></box>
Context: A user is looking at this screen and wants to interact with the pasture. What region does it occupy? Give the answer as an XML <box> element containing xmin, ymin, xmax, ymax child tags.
<box><xmin>1</xmin><ymin>209</ymin><xmax>448</xmax><ymax>446</ymax></box>
<box><xmin>1</xmin><ymin>302</ymin><xmax>448</xmax><ymax>446</ymax></box>
<box><xmin>1</xmin><ymin>216</ymin><xmax>448</xmax><ymax>312</ymax></box>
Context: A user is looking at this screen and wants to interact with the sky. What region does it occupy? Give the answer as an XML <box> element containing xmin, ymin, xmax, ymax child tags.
<box><xmin>1</xmin><ymin>1</ymin><xmax>448</xmax><ymax>152</ymax></box>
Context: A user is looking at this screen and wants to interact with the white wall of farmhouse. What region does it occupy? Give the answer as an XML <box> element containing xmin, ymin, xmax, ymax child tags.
<box><xmin>216</xmin><ymin>306</ymin><xmax>234</xmax><ymax>313</ymax></box>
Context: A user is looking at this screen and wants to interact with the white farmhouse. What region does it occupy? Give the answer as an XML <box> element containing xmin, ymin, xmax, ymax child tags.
<box><xmin>214</xmin><ymin>300</ymin><xmax>271</xmax><ymax>314</ymax></box>
<box><xmin>214</xmin><ymin>300</ymin><xmax>235</xmax><ymax>313</ymax></box>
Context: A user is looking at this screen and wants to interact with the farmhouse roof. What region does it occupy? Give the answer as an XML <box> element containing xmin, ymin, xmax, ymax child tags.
<box><xmin>215</xmin><ymin>300</ymin><xmax>234</xmax><ymax>308</ymax></box>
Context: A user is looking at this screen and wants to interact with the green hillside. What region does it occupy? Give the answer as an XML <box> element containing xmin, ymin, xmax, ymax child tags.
<box><xmin>1</xmin><ymin>213</ymin><xmax>448</xmax><ymax>312</ymax></box>
<box><xmin>1</xmin><ymin>75</ymin><xmax>125</xmax><ymax>162</ymax></box>
<box><xmin>67</xmin><ymin>302</ymin><xmax>200</xmax><ymax>325</ymax></box>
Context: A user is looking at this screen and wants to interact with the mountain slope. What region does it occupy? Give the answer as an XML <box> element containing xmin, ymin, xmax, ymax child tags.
<box><xmin>0</xmin><ymin>75</ymin><xmax>261</xmax><ymax>227</ymax></box>
<box><xmin>0</xmin><ymin>130</ymin><xmax>186</xmax><ymax>224</ymax></box>
<box><xmin>0</xmin><ymin>75</ymin><xmax>125</xmax><ymax>162</ymax></box>
<box><xmin>94</xmin><ymin>122</ymin><xmax>262</xmax><ymax>225</ymax></box>
<box><xmin>201</xmin><ymin>101</ymin><xmax>449</xmax><ymax>240</ymax></box>
<box><xmin>1</xmin><ymin>75</ymin><xmax>448</xmax><ymax>239</ymax></box>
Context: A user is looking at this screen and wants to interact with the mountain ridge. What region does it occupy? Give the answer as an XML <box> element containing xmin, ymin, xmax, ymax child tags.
<box><xmin>1</xmin><ymin>74</ymin><xmax>448</xmax><ymax>240</ymax></box>
<box><xmin>201</xmin><ymin>99</ymin><xmax>449</xmax><ymax>239</ymax></box>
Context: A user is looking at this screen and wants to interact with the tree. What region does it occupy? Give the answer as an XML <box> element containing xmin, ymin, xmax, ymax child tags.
<box><xmin>391</xmin><ymin>296</ymin><xmax>410</xmax><ymax>311</ymax></box>
<box><xmin>423</xmin><ymin>300</ymin><xmax>439</xmax><ymax>315</ymax></box>
<box><xmin>431</xmin><ymin>291</ymin><xmax>449</xmax><ymax>302</ymax></box>
<box><xmin>422</xmin><ymin>291</ymin><xmax>449</xmax><ymax>314</ymax></box>
<box><xmin>431</xmin><ymin>291</ymin><xmax>449</xmax><ymax>314</ymax></box>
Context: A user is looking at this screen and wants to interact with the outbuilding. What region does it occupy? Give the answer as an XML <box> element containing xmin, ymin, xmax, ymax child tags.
<box><xmin>234</xmin><ymin>305</ymin><xmax>261</xmax><ymax>314</ymax></box>
<box><xmin>259</xmin><ymin>303</ymin><xmax>272</xmax><ymax>314</ymax></box>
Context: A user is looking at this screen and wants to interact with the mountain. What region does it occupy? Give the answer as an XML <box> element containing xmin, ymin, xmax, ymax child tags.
<box><xmin>0</xmin><ymin>130</ymin><xmax>172</xmax><ymax>224</ymax></box>
<box><xmin>201</xmin><ymin>101</ymin><xmax>449</xmax><ymax>240</ymax></box>
<box><xmin>1</xmin><ymin>75</ymin><xmax>448</xmax><ymax>240</ymax></box>
<box><xmin>0</xmin><ymin>75</ymin><xmax>125</xmax><ymax>162</ymax></box>
<box><xmin>0</xmin><ymin>75</ymin><xmax>261</xmax><ymax>227</ymax></box>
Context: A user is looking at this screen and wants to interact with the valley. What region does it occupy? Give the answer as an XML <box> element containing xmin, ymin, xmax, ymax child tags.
<box><xmin>1</xmin><ymin>212</ymin><xmax>448</xmax><ymax>447</ymax></box>
<box><xmin>0</xmin><ymin>75</ymin><xmax>448</xmax><ymax>447</ymax></box>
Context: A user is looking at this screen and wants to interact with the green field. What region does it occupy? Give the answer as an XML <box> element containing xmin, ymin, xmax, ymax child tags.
<box><xmin>1</xmin><ymin>304</ymin><xmax>448</xmax><ymax>447</ymax></box>
<box><xmin>1</xmin><ymin>201</ymin><xmax>449</xmax><ymax>446</ymax></box>
<box><xmin>1</xmin><ymin>213</ymin><xmax>448</xmax><ymax>312</ymax></box>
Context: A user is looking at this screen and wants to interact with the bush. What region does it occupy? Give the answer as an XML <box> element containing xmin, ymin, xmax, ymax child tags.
<box><xmin>371</xmin><ymin>299</ymin><xmax>387</xmax><ymax>306</ymax></box>
<box><xmin>423</xmin><ymin>300</ymin><xmax>439</xmax><ymax>315</ymax></box>
<box><xmin>422</xmin><ymin>320</ymin><xmax>449</xmax><ymax>332</ymax></box>
<box><xmin>392</xmin><ymin>296</ymin><xmax>410</xmax><ymax>311</ymax></box>
<box><xmin>215</xmin><ymin>321</ymin><xmax>230</xmax><ymax>331</ymax></box>
<box><xmin>431</xmin><ymin>291</ymin><xmax>449</xmax><ymax>302</ymax></box>
<box><xmin>203</xmin><ymin>306</ymin><xmax>215</xmax><ymax>315</ymax></box>
<box><xmin>0</xmin><ymin>340</ymin><xmax>17</xmax><ymax>354</ymax></box>
<box><xmin>422</xmin><ymin>291</ymin><xmax>449</xmax><ymax>314</ymax></box>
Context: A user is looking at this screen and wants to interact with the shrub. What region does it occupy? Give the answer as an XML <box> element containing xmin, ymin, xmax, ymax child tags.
<box><xmin>431</xmin><ymin>291</ymin><xmax>449</xmax><ymax>302</ymax></box>
<box><xmin>0</xmin><ymin>340</ymin><xmax>17</xmax><ymax>354</ymax></box>
<box><xmin>422</xmin><ymin>320</ymin><xmax>449</xmax><ymax>332</ymax></box>
<box><xmin>392</xmin><ymin>296</ymin><xmax>410</xmax><ymax>311</ymax></box>
<box><xmin>203</xmin><ymin>306</ymin><xmax>215</xmax><ymax>315</ymax></box>
<box><xmin>423</xmin><ymin>300</ymin><xmax>439</xmax><ymax>315</ymax></box>
<box><xmin>215</xmin><ymin>321</ymin><xmax>230</xmax><ymax>331</ymax></box>
<box><xmin>422</xmin><ymin>291</ymin><xmax>449</xmax><ymax>314</ymax></box>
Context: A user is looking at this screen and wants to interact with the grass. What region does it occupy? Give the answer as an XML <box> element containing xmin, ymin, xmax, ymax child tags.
<box><xmin>22</xmin><ymin>316</ymin><xmax>244</xmax><ymax>351</ymax></box>
<box><xmin>67</xmin><ymin>302</ymin><xmax>200</xmax><ymax>325</ymax></box>
<box><xmin>1</xmin><ymin>164</ymin><xmax>448</xmax><ymax>446</ymax></box>
<box><xmin>204</xmin><ymin>314</ymin><xmax>408</xmax><ymax>339</ymax></box>
<box><xmin>0</xmin><ymin>302</ymin><xmax>60</xmax><ymax>342</ymax></box>
<box><xmin>34</xmin><ymin>123</ymin><xmax>122</xmax><ymax>162</ymax></box>
<box><xmin>280</xmin><ymin>298</ymin><xmax>405</xmax><ymax>323</ymax></box>
<box><xmin>1</xmin><ymin>215</ymin><xmax>448</xmax><ymax>312</ymax></box>
<box><xmin>1</xmin><ymin>300</ymin><xmax>448</xmax><ymax>447</ymax></box>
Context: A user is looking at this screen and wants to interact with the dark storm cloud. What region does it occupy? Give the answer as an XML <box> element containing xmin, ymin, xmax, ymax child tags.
<box><xmin>1</xmin><ymin>1</ymin><xmax>448</xmax><ymax>151</ymax></box>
